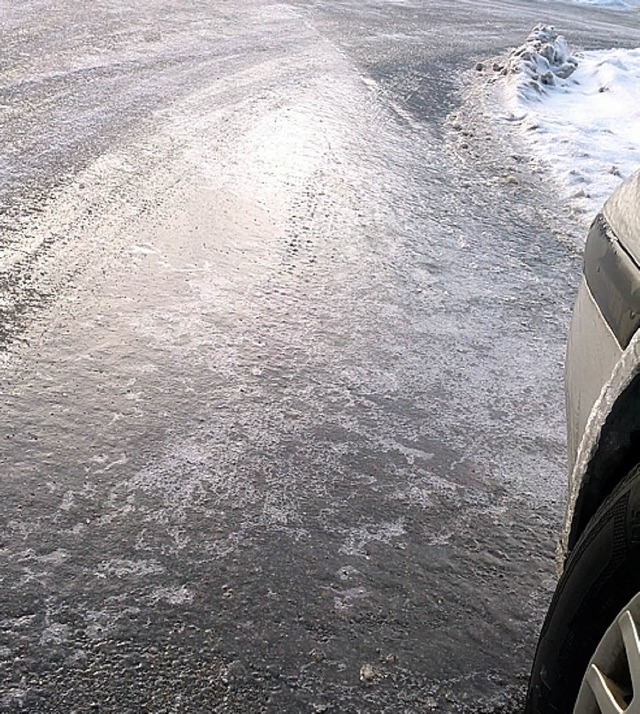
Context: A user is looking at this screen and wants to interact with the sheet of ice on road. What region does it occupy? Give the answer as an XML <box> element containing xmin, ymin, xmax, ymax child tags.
<box><xmin>501</xmin><ymin>24</ymin><xmax>640</xmax><ymax>220</ymax></box>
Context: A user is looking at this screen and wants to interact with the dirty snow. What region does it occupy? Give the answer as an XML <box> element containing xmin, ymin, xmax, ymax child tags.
<box><xmin>499</xmin><ymin>25</ymin><xmax>640</xmax><ymax>219</ymax></box>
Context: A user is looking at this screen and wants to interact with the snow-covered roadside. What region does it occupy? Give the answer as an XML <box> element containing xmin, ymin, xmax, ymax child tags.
<box><xmin>540</xmin><ymin>0</ymin><xmax>640</xmax><ymax>7</ymax></box>
<box><xmin>496</xmin><ymin>25</ymin><xmax>640</xmax><ymax>221</ymax></box>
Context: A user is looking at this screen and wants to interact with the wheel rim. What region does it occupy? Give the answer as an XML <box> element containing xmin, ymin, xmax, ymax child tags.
<box><xmin>574</xmin><ymin>593</ymin><xmax>640</xmax><ymax>713</ymax></box>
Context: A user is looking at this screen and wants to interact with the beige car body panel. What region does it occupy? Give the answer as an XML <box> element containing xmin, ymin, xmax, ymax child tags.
<box><xmin>560</xmin><ymin>279</ymin><xmax>640</xmax><ymax>569</ymax></box>
<box><xmin>560</xmin><ymin>173</ymin><xmax>640</xmax><ymax>569</ymax></box>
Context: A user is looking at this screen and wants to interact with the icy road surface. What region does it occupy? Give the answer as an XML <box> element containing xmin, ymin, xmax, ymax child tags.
<box><xmin>2</xmin><ymin>1</ymin><xmax>639</xmax><ymax>712</ymax></box>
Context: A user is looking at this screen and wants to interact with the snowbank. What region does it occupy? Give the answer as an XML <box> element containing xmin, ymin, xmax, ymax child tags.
<box><xmin>502</xmin><ymin>25</ymin><xmax>579</xmax><ymax>100</ymax></box>
<box><xmin>500</xmin><ymin>25</ymin><xmax>640</xmax><ymax>218</ymax></box>
<box><xmin>547</xmin><ymin>0</ymin><xmax>640</xmax><ymax>8</ymax></box>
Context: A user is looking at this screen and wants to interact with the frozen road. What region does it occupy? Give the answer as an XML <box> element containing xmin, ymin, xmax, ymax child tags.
<box><xmin>2</xmin><ymin>1</ymin><xmax>640</xmax><ymax>712</ymax></box>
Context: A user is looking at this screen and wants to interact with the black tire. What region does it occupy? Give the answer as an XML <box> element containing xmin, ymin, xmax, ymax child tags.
<box><xmin>526</xmin><ymin>463</ymin><xmax>640</xmax><ymax>713</ymax></box>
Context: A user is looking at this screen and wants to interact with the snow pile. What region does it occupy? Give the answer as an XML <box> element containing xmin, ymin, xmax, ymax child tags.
<box><xmin>501</xmin><ymin>25</ymin><xmax>578</xmax><ymax>100</ymax></box>
<box><xmin>548</xmin><ymin>0</ymin><xmax>640</xmax><ymax>8</ymax></box>
<box><xmin>501</xmin><ymin>26</ymin><xmax>640</xmax><ymax>217</ymax></box>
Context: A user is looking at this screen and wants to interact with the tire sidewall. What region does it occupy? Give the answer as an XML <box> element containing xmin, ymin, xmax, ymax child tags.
<box><xmin>526</xmin><ymin>464</ymin><xmax>640</xmax><ymax>713</ymax></box>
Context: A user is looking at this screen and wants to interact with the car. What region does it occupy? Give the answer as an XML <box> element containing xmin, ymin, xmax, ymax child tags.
<box><xmin>526</xmin><ymin>170</ymin><xmax>640</xmax><ymax>713</ymax></box>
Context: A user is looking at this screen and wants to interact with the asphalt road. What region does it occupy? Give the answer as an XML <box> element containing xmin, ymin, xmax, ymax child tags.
<box><xmin>2</xmin><ymin>1</ymin><xmax>640</xmax><ymax>712</ymax></box>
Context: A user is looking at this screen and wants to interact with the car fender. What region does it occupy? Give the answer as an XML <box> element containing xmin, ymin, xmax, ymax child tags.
<box><xmin>560</xmin><ymin>323</ymin><xmax>640</xmax><ymax>574</ymax></box>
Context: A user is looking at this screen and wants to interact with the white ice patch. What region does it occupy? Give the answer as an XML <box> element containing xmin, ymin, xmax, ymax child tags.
<box><xmin>501</xmin><ymin>25</ymin><xmax>640</xmax><ymax>219</ymax></box>
<box><xmin>339</xmin><ymin>518</ymin><xmax>406</xmax><ymax>557</ymax></box>
<box><xmin>39</xmin><ymin>622</ymin><xmax>72</xmax><ymax>646</ymax></box>
<box><xmin>332</xmin><ymin>586</ymin><xmax>370</xmax><ymax>612</ymax></box>
<box><xmin>94</xmin><ymin>558</ymin><xmax>165</xmax><ymax>579</ymax></box>
<box><xmin>148</xmin><ymin>585</ymin><xmax>194</xmax><ymax>606</ymax></box>
<box><xmin>1</xmin><ymin>686</ymin><xmax>28</xmax><ymax>709</ymax></box>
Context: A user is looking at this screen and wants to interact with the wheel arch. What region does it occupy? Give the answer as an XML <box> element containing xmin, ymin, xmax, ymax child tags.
<box><xmin>567</xmin><ymin>372</ymin><xmax>640</xmax><ymax>552</ymax></box>
<box><xmin>561</xmin><ymin>319</ymin><xmax>640</xmax><ymax>567</ymax></box>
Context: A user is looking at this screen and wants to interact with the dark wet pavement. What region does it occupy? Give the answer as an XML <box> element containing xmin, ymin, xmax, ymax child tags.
<box><xmin>2</xmin><ymin>1</ymin><xmax>640</xmax><ymax>711</ymax></box>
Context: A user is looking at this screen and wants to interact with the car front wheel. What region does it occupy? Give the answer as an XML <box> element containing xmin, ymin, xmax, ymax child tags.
<box><xmin>526</xmin><ymin>464</ymin><xmax>640</xmax><ymax>713</ymax></box>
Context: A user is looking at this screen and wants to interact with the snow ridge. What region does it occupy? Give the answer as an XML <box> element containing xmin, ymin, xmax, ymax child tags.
<box><xmin>504</xmin><ymin>25</ymin><xmax>578</xmax><ymax>100</ymax></box>
<box><xmin>555</xmin><ymin>0</ymin><xmax>640</xmax><ymax>8</ymax></box>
